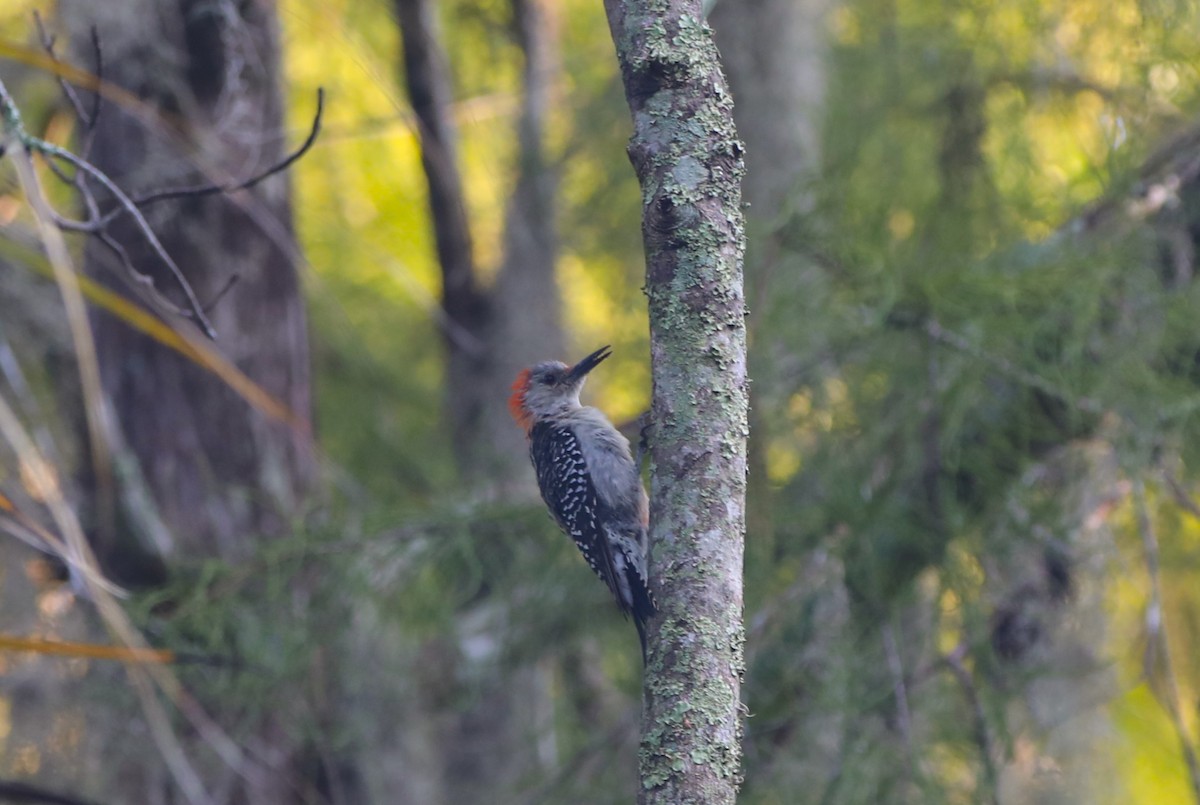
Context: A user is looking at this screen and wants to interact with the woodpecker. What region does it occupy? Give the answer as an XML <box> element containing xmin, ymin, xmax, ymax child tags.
<box><xmin>509</xmin><ymin>345</ymin><xmax>656</xmax><ymax>660</ymax></box>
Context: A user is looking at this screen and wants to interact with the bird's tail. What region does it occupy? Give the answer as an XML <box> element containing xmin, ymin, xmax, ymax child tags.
<box><xmin>630</xmin><ymin>573</ymin><xmax>657</xmax><ymax>665</ymax></box>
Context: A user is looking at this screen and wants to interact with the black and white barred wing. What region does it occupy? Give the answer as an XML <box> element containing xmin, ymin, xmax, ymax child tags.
<box><xmin>529</xmin><ymin>422</ymin><xmax>625</xmax><ymax>607</ymax></box>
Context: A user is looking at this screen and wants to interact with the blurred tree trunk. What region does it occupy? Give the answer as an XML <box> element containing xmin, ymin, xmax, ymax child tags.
<box><xmin>394</xmin><ymin>0</ymin><xmax>564</xmax><ymax>801</ymax></box>
<box><xmin>987</xmin><ymin>443</ymin><xmax>1122</xmax><ymax>803</ymax></box>
<box><xmin>602</xmin><ymin>1</ymin><xmax>748</xmax><ymax>802</ymax></box>
<box><xmin>396</xmin><ymin>0</ymin><xmax>563</xmax><ymax>490</ymax></box>
<box><xmin>394</xmin><ymin>0</ymin><xmax>490</xmax><ymax>482</ymax></box>
<box><xmin>61</xmin><ymin>0</ymin><xmax>314</xmax><ymax>573</ymax></box>
<box><xmin>54</xmin><ymin>1</ymin><xmax>318</xmax><ymax>801</ymax></box>
<box><xmin>709</xmin><ymin>0</ymin><xmax>830</xmax><ymax>599</ymax></box>
<box><xmin>710</xmin><ymin>0</ymin><xmax>826</xmax><ymax>220</ymax></box>
<box><xmin>710</xmin><ymin>0</ymin><xmax>843</xmax><ymax>797</ymax></box>
<box><xmin>483</xmin><ymin>0</ymin><xmax>566</xmax><ymax>481</ymax></box>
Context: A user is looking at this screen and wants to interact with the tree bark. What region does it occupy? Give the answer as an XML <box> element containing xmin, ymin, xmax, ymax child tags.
<box><xmin>56</xmin><ymin>1</ymin><xmax>318</xmax><ymax>800</ymax></box>
<box><xmin>61</xmin><ymin>0</ymin><xmax>314</xmax><ymax>567</ymax></box>
<box><xmin>602</xmin><ymin>3</ymin><xmax>748</xmax><ymax>803</ymax></box>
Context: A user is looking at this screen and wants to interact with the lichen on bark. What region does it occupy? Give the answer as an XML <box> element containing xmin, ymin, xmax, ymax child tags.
<box><xmin>601</xmin><ymin>1</ymin><xmax>748</xmax><ymax>802</ymax></box>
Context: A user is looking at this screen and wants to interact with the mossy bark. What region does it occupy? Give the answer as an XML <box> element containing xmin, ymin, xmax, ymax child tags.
<box><xmin>602</xmin><ymin>2</ymin><xmax>748</xmax><ymax>802</ymax></box>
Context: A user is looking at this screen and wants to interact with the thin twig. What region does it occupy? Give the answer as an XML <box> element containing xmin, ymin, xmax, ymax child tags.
<box><xmin>0</xmin><ymin>78</ymin><xmax>218</xmax><ymax>338</ymax></box>
<box><xmin>32</xmin><ymin>14</ymin><xmax>103</xmax><ymax>169</ymax></box>
<box><xmin>41</xmin><ymin>146</ymin><xmax>81</xmax><ymax>187</ymax></box>
<box><xmin>33</xmin><ymin>11</ymin><xmax>92</xmax><ymax>127</ymax></box>
<box><xmin>942</xmin><ymin>651</ymin><xmax>1000</xmax><ymax>805</ymax></box>
<box><xmin>1133</xmin><ymin>479</ymin><xmax>1200</xmax><ymax>804</ymax></box>
<box><xmin>120</xmin><ymin>88</ymin><xmax>325</xmax><ymax>211</ymax></box>
<box><xmin>202</xmin><ymin>273</ymin><xmax>240</xmax><ymax>314</ymax></box>
<box><xmin>76</xmin><ymin>89</ymin><xmax>320</xmax><ymax>324</ymax></box>
<box><xmin>5</xmin><ymin>93</ymin><xmax>119</xmax><ymax>548</ymax></box>
<box><xmin>924</xmin><ymin>319</ymin><xmax>1104</xmax><ymax>415</ymax></box>
<box><xmin>81</xmin><ymin>26</ymin><xmax>104</xmax><ymax>160</ymax></box>
<box><xmin>1162</xmin><ymin>470</ymin><xmax>1200</xmax><ymax>521</ymax></box>
<box><xmin>881</xmin><ymin>623</ymin><xmax>915</xmax><ymax>765</ymax></box>
<box><xmin>37</xmin><ymin>144</ymin><xmax>217</xmax><ymax>337</ymax></box>
<box><xmin>93</xmin><ymin>229</ymin><xmax>197</xmax><ymax>319</ymax></box>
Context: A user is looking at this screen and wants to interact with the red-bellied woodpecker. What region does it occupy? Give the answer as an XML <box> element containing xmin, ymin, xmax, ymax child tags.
<box><xmin>508</xmin><ymin>345</ymin><xmax>656</xmax><ymax>660</ymax></box>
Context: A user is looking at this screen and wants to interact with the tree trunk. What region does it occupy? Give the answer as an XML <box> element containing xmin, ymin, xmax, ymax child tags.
<box><xmin>61</xmin><ymin>0</ymin><xmax>314</xmax><ymax>569</ymax></box>
<box><xmin>602</xmin><ymin>2</ymin><xmax>749</xmax><ymax>802</ymax></box>
<box><xmin>394</xmin><ymin>0</ymin><xmax>492</xmax><ymax>482</ymax></box>
<box><xmin>395</xmin><ymin>0</ymin><xmax>565</xmax><ymax>490</ymax></box>
<box><xmin>56</xmin><ymin>1</ymin><xmax>317</xmax><ymax>801</ymax></box>
<box><xmin>710</xmin><ymin>0</ymin><xmax>826</xmax><ymax>216</ymax></box>
<box><xmin>392</xmin><ymin>2</ymin><xmax>565</xmax><ymax>801</ymax></box>
<box><xmin>483</xmin><ymin>0</ymin><xmax>566</xmax><ymax>486</ymax></box>
<box><xmin>709</xmin><ymin>1</ymin><xmax>840</xmax><ymax>795</ymax></box>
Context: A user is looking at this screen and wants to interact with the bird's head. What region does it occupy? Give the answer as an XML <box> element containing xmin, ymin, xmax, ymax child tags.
<box><xmin>508</xmin><ymin>345</ymin><xmax>612</xmax><ymax>432</ymax></box>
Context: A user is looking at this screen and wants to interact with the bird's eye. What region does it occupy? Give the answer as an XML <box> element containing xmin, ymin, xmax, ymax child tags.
<box><xmin>541</xmin><ymin>372</ymin><xmax>558</xmax><ymax>386</ymax></box>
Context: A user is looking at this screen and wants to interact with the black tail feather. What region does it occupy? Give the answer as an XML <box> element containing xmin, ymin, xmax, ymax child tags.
<box><xmin>629</xmin><ymin>570</ymin><xmax>657</xmax><ymax>665</ymax></box>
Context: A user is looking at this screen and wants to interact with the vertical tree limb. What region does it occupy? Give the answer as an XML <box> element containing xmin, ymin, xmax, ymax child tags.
<box><xmin>396</xmin><ymin>0</ymin><xmax>566</xmax><ymax>486</ymax></box>
<box><xmin>61</xmin><ymin>0</ymin><xmax>315</xmax><ymax>563</ymax></box>
<box><xmin>485</xmin><ymin>0</ymin><xmax>566</xmax><ymax>479</ymax></box>
<box><xmin>392</xmin><ymin>2</ymin><xmax>567</xmax><ymax>800</ymax></box>
<box><xmin>394</xmin><ymin>0</ymin><xmax>491</xmax><ymax>475</ymax></box>
<box><xmin>394</xmin><ymin>0</ymin><xmax>479</xmax><ymax>315</ymax></box>
<box><xmin>602</xmin><ymin>2</ymin><xmax>748</xmax><ymax>802</ymax></box>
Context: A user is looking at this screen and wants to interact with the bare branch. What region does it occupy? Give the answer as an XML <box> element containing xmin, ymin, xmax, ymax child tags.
<box><xmin>33</xmin><ymin>11</ymin><xmax>92</xmax><ymax>128</ymax></box>
<box><xmin>120</xmin><ymin>88</ymin><xmax>326</xmax><ymax>211</ymax></box>
<box><xmin>92</xmin><ymin>230</ymin><xmax>200</xmax><ymax>320</ymax></box>
<box><xmin>0</xmin><ymin>63</ymin><xmax>323</xmax><ymax>340</ymax></box>
<box><xmin>82</xmin><ymin>26</ymin><xmax>104</xmax><ymax>159</ymax></box>
<box><xmin>1162</xmin><ymin>469</ymin><xmax>1200</xmax><ymax>521</ymax></box>
<box><xmin>202</xmin><ymin>273</ymin><xmax>241</xmax><ymax>314</ymax></box>
<box><xmin>38</xmin><ymin>143</ymin><xmax>218</xmax><ymax>337</ymax></box>
<box><xmin>0</xmin><ymin>78</ymin><xmax>218</xmax><ymax>337</ymax></box>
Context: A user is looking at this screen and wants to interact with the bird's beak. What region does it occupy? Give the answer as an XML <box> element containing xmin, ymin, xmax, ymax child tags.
<box><xmin>566</xmin><ymin>345</ymin><xmax>612</xmax><ymax>382</ymax></box>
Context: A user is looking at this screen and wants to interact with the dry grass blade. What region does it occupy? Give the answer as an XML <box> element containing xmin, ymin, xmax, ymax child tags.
<box><xmin>0</xmin><ymin>634</ymin><xmax>177</xmax><ymax>664</ymax></box>
<box><xmin>0</xmin><ymin>238</ymin><xmax>309</xmax><ymax>433</ymax></box>
<box><xmin>1133</xmin><ymin>479</ymin><xmax>1200</xmax><ymax>803</ymax></box>
<box><xmin>0</xmin><ymin>489</ymin><xmax>125</xmax><ymax>597</ymax></box>
<box><xmin>6</xmin><ymin>107</ymin><xmax>118</xmax><ymax>545</ymax></box>
<box><xmin>0</xmin><ymin>390</ymin><xmax>212</xmax><ymax>804</ymax></box>
<box><xmin>0</xmin><ymin>38</ymin><xmax>159</xmax><ymax>134</ymax></box>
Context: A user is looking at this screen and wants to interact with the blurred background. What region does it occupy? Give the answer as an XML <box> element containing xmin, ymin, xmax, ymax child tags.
<box><xmin>1</xmin><ymin>0</ymin><xmax>1200</xmax><ymax>802</ymax></box>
